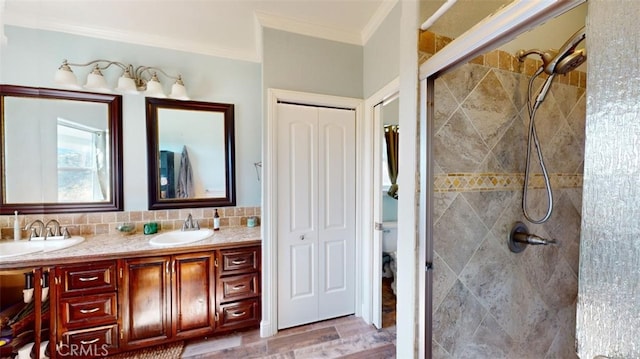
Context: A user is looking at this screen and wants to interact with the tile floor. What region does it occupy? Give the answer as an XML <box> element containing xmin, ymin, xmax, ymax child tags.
<box><xmin>182</xmin><ymin>280</ymin><xmax>397</xmax><ymax>359</ymax></box>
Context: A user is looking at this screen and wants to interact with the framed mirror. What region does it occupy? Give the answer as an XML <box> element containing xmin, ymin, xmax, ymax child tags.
<box><xmin>0</xmin><ymin>85</ymin><xmax>123</xmax><ymax>214</ymax></box>
<box><xmin>146</xmin><ymin>98</ymin><xmax>236</xmax><ymax>210</ymax></box>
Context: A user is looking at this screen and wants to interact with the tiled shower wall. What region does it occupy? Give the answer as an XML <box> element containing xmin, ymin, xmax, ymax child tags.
<box><xmin>421</xmin><ymin>32</ymin><xmax>585</xmax><ymax>358</ymax></box>
<box><xmin>0</xmin><ymin>206</ymin><xmax>260</xmax><ymax>239</ymax></box>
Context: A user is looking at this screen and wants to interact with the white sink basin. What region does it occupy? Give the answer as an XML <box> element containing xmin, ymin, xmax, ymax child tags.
<box><xmin>41</xmin><ymin>236</ymin><xmax>85</xmax><ymax>252</ymax></box>
<box><xmin>0</xmin><ymin>241</ymin><xmax>43</xmax><ymax>258</ymax></box>
<box><xmin>0</xmin><ymin>236</ymin><xmax>85</xmax><ymax>259</ymax></box>
<box><xmin>149</xmin><ymin>229</ymin><xmax>213</xmax><ymax>246</ymax></box>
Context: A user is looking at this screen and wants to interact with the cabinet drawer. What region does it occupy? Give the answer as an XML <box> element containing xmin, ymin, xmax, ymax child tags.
<box><xmin>218</xmin><ymin>247</ymin><xmax>260</xmax><ymax>276</ymax></box>
<box><xmin>59</xmin><ymin>261</ymin><xmax>116</xmax><ymax>296</ymax></box>
<box><xmin>217</xmin><ymin>298</ymin><xmax>260</xmax><ymax>332</ymax></box>
<box><xmin>60</xmin><ymin>292</ymin><xmax>117</xmax><ymax>329</ymax></box>
<box><xmin>218</xmin><ymin>273</ymin><xmax>260</xmax><ymax>303</ymax></box>
<box><xmin>60</xmin><ymin>324</ymin><xmax>118</xmax><ymax>358</ymax></box>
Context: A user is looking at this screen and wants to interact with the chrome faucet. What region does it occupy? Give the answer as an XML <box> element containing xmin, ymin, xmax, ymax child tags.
<box><xmin>45</xmin><ymin>219</ymin><xmax>62</xmax><ymax>239</ymax></box>
<box><xmin>181</xmin><ymin>213</ymin><xmax>200</xmax><ymax>231</ymax></box>
<box><xmin>24</xmin><ymin>220</ymin><xmax>45</xmax><ymax>240</ymax></box>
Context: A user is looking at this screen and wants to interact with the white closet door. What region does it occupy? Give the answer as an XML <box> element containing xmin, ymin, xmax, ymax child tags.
<box><xmin>276</xmin><ymin>103</ymin><xmax>355</xmax><ymax>329</ymax></box>
<box><xmin>277</xmin><ymin>103</ymin><xmax>319</xmax><ymax>329</ymax></box>
<box><xmin>317</xmin><ymin>107</ymin><xmax>355</xmax><ymax>320</ymax></box>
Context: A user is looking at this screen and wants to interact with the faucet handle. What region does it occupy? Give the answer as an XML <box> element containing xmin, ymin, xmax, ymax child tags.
<box><xmin>61</xmin><ymin>227</ymin><xmax>71</xmax><ymax>239</ymax></box>
<box><xmin>194</xmin><ymin>220</ymin><xmax>200</xmax><ymax>230</ymax></box>
<box><xmin>29</xmin><ymin>228</ymin><xmax>38</xmax><ymax>240</ymax></box>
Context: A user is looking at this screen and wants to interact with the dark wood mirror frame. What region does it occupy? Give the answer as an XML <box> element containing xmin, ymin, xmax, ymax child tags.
<box><xmin>146</xmin><ymin>98</ymin><xmax>236</xmax><ymax>210</ymax></box>
<box><xmin>0</xmin><ymin>85</ymin><xmax>124</xmax><ymax>214</ymax></box>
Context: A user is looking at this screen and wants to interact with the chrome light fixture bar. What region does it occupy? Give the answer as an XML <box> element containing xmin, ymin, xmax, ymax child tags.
<box><xmin>54</xmin><ymin>59</ymin><xmax>189</xmax><ymax>100</ymax></box>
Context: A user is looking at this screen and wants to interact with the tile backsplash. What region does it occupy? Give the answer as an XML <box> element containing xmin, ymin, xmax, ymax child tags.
<box><xmin>0</xmin><ymin>206</ymin><xmax>260</xmax><ymax>240</ymax></box>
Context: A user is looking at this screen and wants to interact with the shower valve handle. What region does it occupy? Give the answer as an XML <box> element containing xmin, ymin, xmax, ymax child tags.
<box><xmin>508</xmin><ymin>222</ymin><xmax>558</xmax><ymax>253</ymax></box>
<box><xmin>513</xmin><ymin>232</ymin><xmax>556</xmax><ymax>246</ymax></box>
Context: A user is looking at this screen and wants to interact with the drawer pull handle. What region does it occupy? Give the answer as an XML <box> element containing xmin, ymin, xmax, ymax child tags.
<box><xmin>79</xmin><ymin>307</ymin><xmax>100</xmax><ymax>314</ymax></box>
<box><xmin>231</xmin><ymin>259</ymin><xmax>247</xmax><ymax>265</ymax></box>
<box><xmin>231</xmin><ymin>311</ymin><xmax>246</xmax><ymax>317</ymax></box>
<box><xmin>78</xmin><ymin>276</ymin><xmax>99</xmax><ymax>282</ymax></box>
<box><xmin>233</xmin><ymin>284</ymin><xmax>246</xmax><ymax>290</ymax></box>
<box><xmin>80</xmin><ymin>338</ymin><xmax>100</xmax><ymax>345</ymax></box>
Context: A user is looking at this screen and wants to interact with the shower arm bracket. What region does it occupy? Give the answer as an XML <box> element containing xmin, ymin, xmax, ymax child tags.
<box><xmin>508</xmin><ymin>222</ymin><xmax>557</xmax><ymax>253</ymax></box>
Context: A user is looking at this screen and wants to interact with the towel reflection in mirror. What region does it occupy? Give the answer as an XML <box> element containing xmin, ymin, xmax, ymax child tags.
<box><xmin>176</xmin><ymin>145</ymin><xmax>194</xmax><ymax>198</ymax></box>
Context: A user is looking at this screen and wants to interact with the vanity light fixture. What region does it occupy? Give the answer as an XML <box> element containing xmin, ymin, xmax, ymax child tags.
<box><xmin>54</xmin><ymin>59</ymin><xmax>189</xmax><ymax>100</ymax></box>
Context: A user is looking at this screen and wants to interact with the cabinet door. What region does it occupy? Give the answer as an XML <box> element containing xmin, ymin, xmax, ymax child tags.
<box><xmin>172</xmin><ymin>252</ymin><xmax>216</xmax><ymax>339</ymax></box>
<box><xmin>120</xmin><ymin>257</ymin><xmax>171</xmax><ymax>349</ymax></box>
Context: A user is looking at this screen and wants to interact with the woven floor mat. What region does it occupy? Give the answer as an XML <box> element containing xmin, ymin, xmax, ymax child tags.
<box><xmin>108</xmin><ymin>341</ymin><xmax>183</xmax><ymax>359</ymax></box>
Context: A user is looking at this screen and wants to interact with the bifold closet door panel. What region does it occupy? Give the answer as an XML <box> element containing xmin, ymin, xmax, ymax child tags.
<box><xmin>277</xmin><ymin>103</ymin><xmax>319</xmax><ymax>329</ymax></box>
<box><xmin>317</xmin><ymin>107</ymin><xmax>356</xmax><ymax>320</ymax></box>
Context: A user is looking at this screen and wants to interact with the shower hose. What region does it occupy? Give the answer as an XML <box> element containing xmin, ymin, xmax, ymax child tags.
<box><xmin>522</xmin><ymin>66</ymin><xmax>555</xmax><ymax>224</ymax></box>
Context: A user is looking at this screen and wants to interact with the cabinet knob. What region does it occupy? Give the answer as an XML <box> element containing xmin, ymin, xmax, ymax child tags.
<box><xmin>300</xmin><ymin>234</ymin><xmax>305</xmax><ymax>240</ymax></box>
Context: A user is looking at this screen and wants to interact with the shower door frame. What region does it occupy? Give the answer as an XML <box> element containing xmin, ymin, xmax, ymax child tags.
<box><xmin>418</xmin><ymin>0</ymin><xmax>586</xmax><ymax>357</ymax></box>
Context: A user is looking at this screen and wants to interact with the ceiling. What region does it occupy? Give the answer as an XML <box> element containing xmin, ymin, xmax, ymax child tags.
<box><xmin>2</xmin><ymin>0</ymin><xmax>399</xmax><ymax>63</ymax></box>
<box><xmin>2</xmin><ymin>0</ymin><xmax>554</xmax><ymax>64</ymax></box>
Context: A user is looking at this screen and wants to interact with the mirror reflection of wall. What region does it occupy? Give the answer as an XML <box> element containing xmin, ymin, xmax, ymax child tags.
<box><xmin>382</xmin><ymin>97</ymin><xmax>399</xmax><ymax>222</ymax></box>
<box><xmin>157</xmin><ymin>108</ymin><xmax>226</xmax><ymax>199</ymax></box>
<box><xmin>4</xmin><ymin>97</ymin><xmax>109</xmax><ymax>203</ymax></box>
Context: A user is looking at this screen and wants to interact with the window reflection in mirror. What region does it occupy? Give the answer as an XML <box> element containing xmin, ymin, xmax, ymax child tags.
<box><xmin>0</xmin><ymin>85</ymin><xmax>123</xmax><ymax>214</ymax></box>
<box><xmin>4</xmin><ymin>98</ymin><xmax>109</xmax><ymax>203</ymax></box>
<box><xmin>146</xmin><ymin>98</ymin><xmax>235</xmax><ymax>210</ymax></box>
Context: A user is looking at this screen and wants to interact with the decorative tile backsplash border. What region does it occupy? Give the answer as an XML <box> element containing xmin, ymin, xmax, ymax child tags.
<box><xmin>418</xmin><ymin>30</ymin><xmax>587</xmax><ymax>89</ymax></box>
<box><xmin>0</xmin><ymin>206</ymin><xmax>260</xmax><ymax>240</ymax></box>
<box><xmin>434</xmin><ymin>173</ymin><xmax>583</xmax><ymax>193</ymax></box>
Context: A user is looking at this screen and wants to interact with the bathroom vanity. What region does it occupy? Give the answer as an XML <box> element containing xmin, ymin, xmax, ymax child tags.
<box><xmin>0</xmin><ymin>227</ymin><xmax>261</xmax><ymax>358</ymax></box>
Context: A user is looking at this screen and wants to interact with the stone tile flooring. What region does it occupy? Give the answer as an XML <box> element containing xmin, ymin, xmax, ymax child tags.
<box><xmin>182</xmin><ymin>315</ymin><xmax>396</xmax><ymax>358</ymax></box>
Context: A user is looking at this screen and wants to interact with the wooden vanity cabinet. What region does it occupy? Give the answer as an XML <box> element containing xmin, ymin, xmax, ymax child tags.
<box><xmin>53</xmin><ymin>260</ymin><xmax>119</xmax><ymax>358</ymax></box>
<box><xmin>119</xmin><ymin>251</ymin><xmax>216</xmax><ymax>350</ymax></box>
<box><xmin>215</xmin><ymin>246</ymin><xmax>261</xmax><ymax>332</ymax></box>
<box><xmin>42</xmin><ymin>243</ymin><xmax>260</xmax><ymax>357</ymax></box>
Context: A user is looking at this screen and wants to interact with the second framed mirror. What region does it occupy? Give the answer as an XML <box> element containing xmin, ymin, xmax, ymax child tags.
<box><xmin>146</xmin><ymin>98</ymin><xmax>236</xmax><ymax>210</ymax></box>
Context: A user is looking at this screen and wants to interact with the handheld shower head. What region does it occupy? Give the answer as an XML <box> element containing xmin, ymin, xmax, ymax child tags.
<box><xmin>543</xmin><ymin>26</ymin><xmax>586</xmax><ymax>75</ymax></box>
<box><xmin>516</xmin><ymin>26</ymin><xmax>586</xmax><ymax>75</ymax></box>
<box><xmin>554</xmin><ymin>48</ymin><xmax>587</xmax><ymax>74</ymax></box>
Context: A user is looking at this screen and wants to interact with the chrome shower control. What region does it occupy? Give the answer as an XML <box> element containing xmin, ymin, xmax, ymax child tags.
<box><xmin>508</xmin><ymin>222</ymin><xmax>557</xmax><ymax>253</ymax></box>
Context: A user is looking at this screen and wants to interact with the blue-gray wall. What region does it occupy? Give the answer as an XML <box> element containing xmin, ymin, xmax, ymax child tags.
<box><xmin>363</xmin><ymin>2</ymin><xmax>400</xmax><ymax>98</ymax></box>
<box><xmin>262</xmin><ymin>28</ymin><xmax>363</xmax><ymax>99</ymax></box>
<box><xmin>1</xmin><ymin>26</ymin><xmax>262</xmax><ymax>208</ymax></box>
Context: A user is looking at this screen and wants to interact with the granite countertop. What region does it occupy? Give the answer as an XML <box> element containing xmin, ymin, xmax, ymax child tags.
<box><xmin>0</xmin><ymin>226</ymin><xmax>261</xmax><ymax>269</ymax></box>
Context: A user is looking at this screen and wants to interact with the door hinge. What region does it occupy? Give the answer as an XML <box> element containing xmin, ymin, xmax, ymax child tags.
<box><xmin>214</xmin><ymin>258</ymin><xmax>218</xmax><ymax>267</ymax></box>
<box><xmin>120</xmin><ymin>329</ymin><xmax>124</xmax><ymax>340</ymax></box>
<box><xmin>55</xmin><ymin>276</ymin><xmax>60</xmax><ymax>285</ymax></box>
<box><xmin>425</xmin><ymin>262</ymin><xmax>433</xmax><ymax>271</ymax></box>
<box><xmin>214</xmin><ymin>312</ymin><xmax>219</xmax><ymax>322</ymax></box>
<box><xmin>374</xmin><ymin>222</ymin><xmax>384</xmax><ymax>231</ymax></box>
<box><xmin>119</xmin><ymin>268</ymin><xmax>123</xmax><ymax>279</ymax></box>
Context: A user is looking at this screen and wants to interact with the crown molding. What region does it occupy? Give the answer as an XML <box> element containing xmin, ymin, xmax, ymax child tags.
<box><xmin>255</xmin><ymin>10</ymin><xmax>362</xmax><ymax>45</ymax></box>
<box><xmin>4</xmin><ymin>12</ymin><xmax>261</xmax><ymax>63</ymax></box>
<box><xmin>361</xmin><ymin>0</ymin><xmax>398</xmax><ymax>45</ymax></box>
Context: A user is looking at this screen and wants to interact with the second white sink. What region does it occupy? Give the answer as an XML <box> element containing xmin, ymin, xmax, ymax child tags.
<box><xmin>149</xmin><ymin>229</ymin><xmax>214</xmax><ymax>246</ymax></box>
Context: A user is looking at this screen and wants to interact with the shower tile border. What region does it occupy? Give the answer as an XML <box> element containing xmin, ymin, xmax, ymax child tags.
<box><xmin>434</xmin><ymin>173</ymin><xmax>583</xmax><ymax>193</ymax></box>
